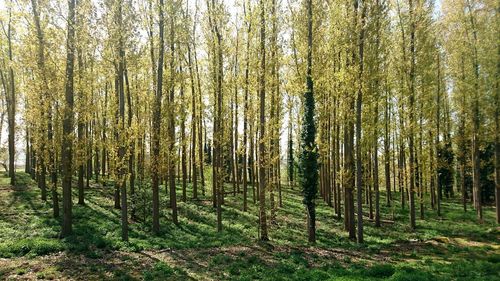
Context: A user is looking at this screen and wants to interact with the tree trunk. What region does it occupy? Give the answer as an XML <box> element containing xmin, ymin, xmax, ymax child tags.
<box><xmin>258</xmin><ymin>0</ymin><xmax>268</xmax><ymax>241</ymax></box>
<box><xmin>355</xmin><ymin>0</ymin><xmax>366</xmax><ymax>243</ymax></box>
<box><xmin>61</xmin><ymin>0</ymin><xmax>77</xmax><ymax>237</ymax></box>
<box><xmin>243</xmin><ymin>1</ymin><xmax>252</xmax><ymax>212</ymax></box>
<box><xmin>187</xmin><ymin>42</ymin><xmax>198</xmax><ymax>200</ymax></box>
<box><xmin>408</xmin><ymin>0</ymin><xmax>416</xmax><ymax>230</ymax></box>
<box><xmin>181</xmin><ymin>62</ymin><xmax>188</xmax><ymax>203</ymax></box>
<box><xmin>384</xmin><ymin>86</ymin><xmax>391</xmax><ymax>207</ymax></box>
<box><xmin>5</xmin><ymin>8</ymin><xmax>16</xmax><ymax>186</ymax></box>
<box><xmin>151</xmin><ymin>0</ymin><xmax>165</xmax><ymax>234</ymax></box>
<box><xmin>436</xmin><ymin>52</ymin><xmax>442</xmax><ymax>216</ymax></box>
<box><xmin>168</xmin><ymin>4</ymin><xmax>178</xmax><ymax>225</ymax></box>
<box><xmin>495</xmin><ymin>23</ymin><xmax>500</xmax><ymax>224</ymax></box>
<box><xmin>116</xmin><ymin>0</ymin><xmax>128</xmax><ymax>241</ymax></box>
<box><xmin>125</xmin><ymin>66</ymin><xmax>135</xmax><ymax>220</ymax></box>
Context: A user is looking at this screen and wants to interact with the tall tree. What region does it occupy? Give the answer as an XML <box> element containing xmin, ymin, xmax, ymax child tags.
<box><xmin>495</xmin><ymin>0</ymin><xmax>500</xmax><ymax>224</ymax></box>
<box><xmin>355</xmin><ymin>0</ymin><xmax>367</xmax><ymax>243</ymax></box>
<box><xmin>299</xmin><ymin>0</ymin><xmax>318</xmax><ymax>243</ymax></box>
<box><xmin>258</xmin><ymin>0</ymin><xmax>268</xmax><ymax>241</ymax></box>
<box><xmin>30</xmin><ymin>0</ymin><xmax>50</xmax><ymax>202</ymax></box>
<box><xmin>408</xmin><ymin>0</ymin><xmax>417</xmax><ymax>230</ymax></box>
<box><xmin>61</xmin><ymin>0</ymin><xmax>77</xmax><ymax>237</ymax></box>
<box><xmin>152</xmin><ymin>0</ymin><xmax>165</xmax><ymax>234</ymax></box>
<box><xmin>167</xmin><ymin>0</ymin><xmax>178</xmax><ymax>225</ymax></box>
<box><xmin>1</xmin><ymin>2</ymin><xmax>16</xmax><ymax>186</ymax></box>
<box><xmin>114</xmin><ymin>0</ymin><xmax>128</xmax><ymax>241</ymax></box>
<box><xmin>242</xmin><ymin>0</ymin><xmax>252</xmax><ymax>212</ymax></box>
<box><xmin>467</xmin><ymin>0</ymin><xmax>482</xmax><ymax>222</ymax></box>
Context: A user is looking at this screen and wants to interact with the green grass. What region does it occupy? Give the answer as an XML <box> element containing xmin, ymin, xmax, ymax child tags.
<box><xmin>0</xmin><ymin>170</ymin><xmax>498</xmax><ymax>280</ymax></box>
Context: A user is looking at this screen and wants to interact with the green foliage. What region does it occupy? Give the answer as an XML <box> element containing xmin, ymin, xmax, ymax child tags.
<box><xmin>0</xmin><ymin>237</ymin><xmax>63</xmax><ymax>258</ymax></box>
<box><xmin>389</xmin><ymin>267</ymin><xmax>434</xmax><ymax>281</ymax></box>
<box><xmin>437</xmin><ymin>139</ymin><xmax>454</xmax><ymax>198</ymax></box>
<box><xmin>366</xmin><ymin>264</ymin><xmax>396</xmax><ymax>278</ymax></box>
<box><xmin>299</xmin><ymin>87</ymin><xmax>318</xmax><ymax>212</ymax></box>
<box><xmin>0</xmin><ymin>171</ymin><xmax>498</xmax><ymax>280</ymax></box>
<box><xmin>479</xmin><ymin>143</ymin><xmax>496</xmax><ymax>203</ymax></box>
<box><xmin>0</xmin><ymin>171</ymin><xmax>33</xmax><ymax>186</ymax></box>
<box><xmin>36</xmin><ymin>266</ymin><xmax>59</xmax><ymax>280</ymax></box>
<box><xmin>142</xmin><ymin>262</ymin><xmax>175</xmax><ymax>280</ymax></box>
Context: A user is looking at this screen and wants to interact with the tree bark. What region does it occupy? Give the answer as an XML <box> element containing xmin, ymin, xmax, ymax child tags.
<box><xmin>61</xmin><ymin>0</ymin><xmax>77</xmax><ymax>237</ymax></box>
<box><xmin>151</xmin><ymin>0</ymin><xmax>165</xmax><ymax>234</ymax></box>
<box><xmin>355</xmin><ymin>0</ymin><xmax>366</xmax><ymax>243</ymax></box>
<box><xmin>258</xmin><ymin>0</ymin><xmax>268</xmax><ymax>241</ymax></box>
<box><xmin>408</xmin><ymin>0</ymin><xmax>416</xmax><ymax>230</ymax></box>
<box><xmin>5</xmin><ymin>7</ymin><xmax>16</xmax><ymax>186</ymax></box>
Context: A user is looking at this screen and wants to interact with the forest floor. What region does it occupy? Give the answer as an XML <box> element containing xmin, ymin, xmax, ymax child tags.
<box><xmin>0</xmin><ymin>171</ymin><xmax>499</xmax><ymax>280</ymax></box>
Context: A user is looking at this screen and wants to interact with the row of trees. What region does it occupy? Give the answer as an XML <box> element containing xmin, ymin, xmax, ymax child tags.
<box><xmin>0</xmin><ymin>0</ymin><xmax>498</xmax><ymax>243</ymax></box>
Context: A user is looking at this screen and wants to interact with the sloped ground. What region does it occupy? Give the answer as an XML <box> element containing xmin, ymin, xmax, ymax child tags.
<box><xmin>0</xmin><ymin>172</ymin><xmax>498</xmax><ymax>280</ymax></box>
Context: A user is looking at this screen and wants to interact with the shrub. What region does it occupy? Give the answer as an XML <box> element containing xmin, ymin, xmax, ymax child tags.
<box><xmin>366</xmin><ymin>264</ymin><xmax>395</xmax><ymax>278</ymax></box>
<box><xmin>142</xmin><ymin>262</ymin><xmax>174</xmax><ymax>280</ymax></box>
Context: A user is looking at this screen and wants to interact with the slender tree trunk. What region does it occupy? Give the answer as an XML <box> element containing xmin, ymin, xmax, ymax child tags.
<box><xmin>86</xmin><ymin>122</ymin><xmax>92</xmax><ymax>188</ymax></box>
<box><xmin>168</xmin><ymin>5</ymin><xmax>178</xmax><ymax>224</ymax></box>
<box><xmin>78</xmin><ymin>120</ymin><xmax>85</xmax><ymax>205</ymax></box>
<box><xmin>384</xmin><ymin>87</ymin><xmax>391</xmax><ymax>207</ymax></box>
<box><xmin>355</xmin><ymin>0</ymin><xmax>366</xmax><ymax>243</ymax></box>
<box><xmin>345</xmin><ymin>120</ymin><xmax>356</xmax><ymax>239</ymax></box>
<box><xmin>125</xmin><ymin>66</ymin><xmax>135</xmax><ymax>220</ymax></box>
<box><xmin>102</xmin><ymin>84</ymin><xmax>108</xmax><ymax>178</ymax></box>
<box><xmin>257</xmin><ymin>0</ymin><xmax>268</xmax><ymax>241</ymax></box>
<box><xmin>495</xmin><ymin>19</ymin><xmax>500</xmax><ymax>224</ymax></box>
<box><xmin>207</xmin><ymin>0</ymin><xmax>223</xmax><ymax>232</ymax></box>
<box><xmin>5</xmin><ymin>8</ymin><xmax>16</xmax><ymax>186</ymax></box>
<box><xmin>61</xmin><ymin>0</ymin><xmax>77</xmax><ymax>237</ymax></box>
<box><xmin>181</xmin><ymin>63</ymin><xmax>188</xmax><ymax>203</ymax></box>
<box><xmin>77</xmin><ymin>47</ymin><xmax>85</xmax><ymax>206</ymax></box>
<box><xmin>152</xmin><ymin>0</ymin><xmax>165</xmax><ymax>234</ymax></box>
<box><xmin>459</xmin><ymin>56</ymin><xmax>467</xmax><ymax>212</ymax></box>
<box><xmin>269</xmin><ymin>0</ymin><xmax>278</xmax><ymax>225</ymax></box>
<box><xmin>436</xmin><ymin>52</ymin><xmax>442</xmax><ymax>216</ymax></box>
<box><xmin>116</xmin><ymin>0</ymin><xmax>128</xmax><ymax>241</ymax></box>
<box><xmin>429</xmin><ymin>130</ymin><xmax>436</xmax><ymax>210</ymax></box>
<box><xmin>25</xmin><ymin>129</ymin><xmax>30</xmax><ymax>174</ymax></box>
<box><xmin>188</xmin><ymin>42</ymin><xmax>198</xmax><ymax>199</ymax></box>
<box><xmin>31</xmin><ymin>0</ymin><xmax>51</xmax><ymax>202</ymax></box>
<box><xmin>408</xmin><ymin>0</ymin><xmax>416</xmax><ymax>230</ymax></box>
<box><xmin>243</xmin><ymin>0</ymin><xmax>252</xmax><ymax>212</ymax></box>
<box><xmin>468</xmin><ymin>3</ymin><xmax>482</xmax><ymax>222</ymax></box>
<box><xmin>374</xmin><ymin>98</ymin><xmax>380</xmax><ymax>227</ymax></box>
<box><xmin>193</xmin><ymin>31</ymin><xmax>205</xmax><ymax>193</ymax></box>
<box><xmin>113</xmin><ymin>76</ymin><xmax>121</xmax><ymax>209</ymax></box>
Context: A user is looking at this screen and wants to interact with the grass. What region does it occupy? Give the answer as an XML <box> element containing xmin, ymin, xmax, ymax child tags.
<box><xmin>0</xmin><ymin>170</ymin><xmax>498</xmax><ymax>280</ymax></box>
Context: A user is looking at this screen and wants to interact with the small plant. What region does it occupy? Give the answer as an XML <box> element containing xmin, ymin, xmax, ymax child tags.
<box><xmin>142</xmin><ymin>262</ymin><xmax>175</xmax><ymax>280</ymax></box>
<box><xmin>366</xmin><ymin>264</ymin><xmax>395</xmax><ymax>278</ymax></box>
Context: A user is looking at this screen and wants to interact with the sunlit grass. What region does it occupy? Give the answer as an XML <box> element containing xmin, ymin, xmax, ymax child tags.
<box><xmin>0</xmin><ymin>170</ymin><xmax>498</xmax><ymax>280</ymax></box>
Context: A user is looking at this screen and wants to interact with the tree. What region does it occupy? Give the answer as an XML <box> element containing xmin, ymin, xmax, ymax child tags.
<box><xmin>30</xmin><ymin>0</ymin><xmax>50</xmax><ymax>202</ymax></box>
<box><xmin>167</xmin><ymin>0</ymin><xmax>178</xmax><ymax>225</ymax></box>
<box><xmin>242</xmin><ymin>0</ymin><xmax>252</xmax><ymax>212</ymax></box>
<box><xmin>151</xmin><ymin>0</ymin><xmax>165</xmax><ymax>234</ymax></box>
<box><xmin>0</xmin><ymin>2</ymin><xmax>16</xmax><ymax>186</ymax></box>
<box><xmin>61</xmin><ymin>0</ymin><xmax>77</xmax><ymax>237</ymax></box>
<box><xmin>355</xmin><ymin>0</ymin><xmax>367</xmax><ymax>242</ymax></box>
<box><xmin>408</xmin><ymin>0</ymin><xmax>417</xmax><ymax>230</ymax></box>
<box><xmin>299</xmin><ymin>0</ymin><xmax>318</xmax><ymax>243</ymax></box>
<box><xmin>258</xmin><ymin>0</ymin><xmax>268</xmax><ymax>241</ymax></box>
<box><xmin>467</xmin><ymin>0</ymin><xmax>482</xmax><ymax>222</ymax></box>
<box><xmin>114</xmin><ymin>0</ymin><xmax>128</xmax><ymax>241</ymax></box>
<box><xmin>495</xmin><ymin>2</ymin><xmax>500</xmax><ymax>224</ymax></box>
